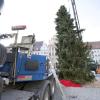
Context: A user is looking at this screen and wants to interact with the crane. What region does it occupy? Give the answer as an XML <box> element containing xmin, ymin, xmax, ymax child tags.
<box><xmin>71</xmin><ymin>0</ymin><xmax>80</xmax><ymax>31</ymax></box>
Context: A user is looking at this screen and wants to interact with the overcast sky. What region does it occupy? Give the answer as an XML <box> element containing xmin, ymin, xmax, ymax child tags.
<box><xmin>0</xmin><ymin>0</ymin><xmax>100</xmax><ymax>46</ymax></box>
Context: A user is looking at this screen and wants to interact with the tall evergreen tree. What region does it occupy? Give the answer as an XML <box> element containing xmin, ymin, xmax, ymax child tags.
<box><xmin>55</xmin><ymin>5</ymin><xmax>94</xmax><ymax>83</ymax></box>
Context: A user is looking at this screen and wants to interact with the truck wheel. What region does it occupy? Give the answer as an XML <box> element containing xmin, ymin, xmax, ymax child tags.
<box><xmin>0</xmin><ymin>76</ymin><xmax>3</xmax><ymax>92</ymax></box>
<box><xmin>43</xmin><ymin>86</ymin><xmax>50</xmax><ymax>100</ymax></box>
<box><xmin>51</xmin><ymin>79</ymin><xmax>55</xmax><ymax>95</ymax></box>
<box><xmin>50</xmin><ymin>79</ymin><xmax>55</xmax><ymax>100</ymax></box>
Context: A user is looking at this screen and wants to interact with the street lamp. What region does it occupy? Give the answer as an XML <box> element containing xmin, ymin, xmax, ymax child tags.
<box><xmin>11</xmin><ymin>25</ymin><xmax>26</xmax><ymax>85</ymax></box>
<box><xmin>11</xmin><ymin>25</ymin><xmax>26</xmax><ymax>45</ymax></box>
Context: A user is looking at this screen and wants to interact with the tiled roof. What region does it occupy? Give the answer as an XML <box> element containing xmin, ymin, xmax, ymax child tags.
<box><xmin>33</xmin><ymin>41</ymin><xmax>43</xmax><ymax>51</ymax></box>
<box><xmin>87</xmin><ymin>41</ymin><xmax>100</xmax><ymax>49</ymax></box>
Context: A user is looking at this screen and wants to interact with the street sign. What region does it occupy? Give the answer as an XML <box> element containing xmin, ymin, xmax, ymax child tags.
<box><xmin>12</xmin><ymin>25</ymin><xmax>26</xmax><ymax>31</ymax></box>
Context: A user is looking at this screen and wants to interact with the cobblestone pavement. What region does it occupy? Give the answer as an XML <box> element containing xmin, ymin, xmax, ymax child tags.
<box><xmin>53</xmin><ymin>75</ymin><xmax>100</xmax><ymax>100</ymax></box>
<box><xmin>53</xmin><ymin>83</ymin><xmax>100</xmax><ymax>100</ymax></box>
<box><xmin>62</xmin><ymin>86</ymin><xmax>100</xmax><ymax>100</ymax></box>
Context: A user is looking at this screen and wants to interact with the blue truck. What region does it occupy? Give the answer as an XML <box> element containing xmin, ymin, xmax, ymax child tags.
<box><xmin>0</xmin><ymin>44</ymin><xmax>55</xmax><ymax>100</ymax></box>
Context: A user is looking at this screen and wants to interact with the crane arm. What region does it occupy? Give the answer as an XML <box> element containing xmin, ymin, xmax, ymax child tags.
<box><xmin>0</xmin><ymin>34</ymin><xmax>15</xmax><ymax>39</ymax></box>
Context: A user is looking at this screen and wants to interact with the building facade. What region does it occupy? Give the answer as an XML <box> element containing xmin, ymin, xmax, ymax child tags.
<box><xmin>88</xmin><ymin>41</ymin><xmax>100</xmax><ymax>64</ymax></box>
<box><xmin>48</xmin><ymin>36</ymin><xmax>58</xmax><ymax>67</ymax></box>
<box><xmin>33</xmin><ymin>41</ymin><xmax>49</xmax><ymax>57</ymax></box>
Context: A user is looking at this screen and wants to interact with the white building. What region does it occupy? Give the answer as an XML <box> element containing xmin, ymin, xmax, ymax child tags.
<box><xmin>33</xmin><ymin>41</ymin><xmax>49</xmax><ymax>57</ymax></box>
<box><xmin>88</xmin><ymin>41</ymin><xmax>100</xmax><ymax>64</ymax></box>
<box><xmin>48</xmin><ymin>36</ymin><xmax>58</xmax><ymax>67</ymax></box>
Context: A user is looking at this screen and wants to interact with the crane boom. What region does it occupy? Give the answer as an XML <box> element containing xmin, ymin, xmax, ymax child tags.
<box><xmin>71</xmin><ymin>0</ymin><xmax>80</xmax><ymax>31</ymax></box>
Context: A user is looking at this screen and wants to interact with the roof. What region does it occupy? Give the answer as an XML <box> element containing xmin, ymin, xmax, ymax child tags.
<box><xmin>33</xmin><ymin>41</ymin><xmax>43</xmax><ymax>51</ymax></box>
<box><xmin>87</xmin><ymin>41</ymin><xmax>100</xmax><ymax>49</ymax></box>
